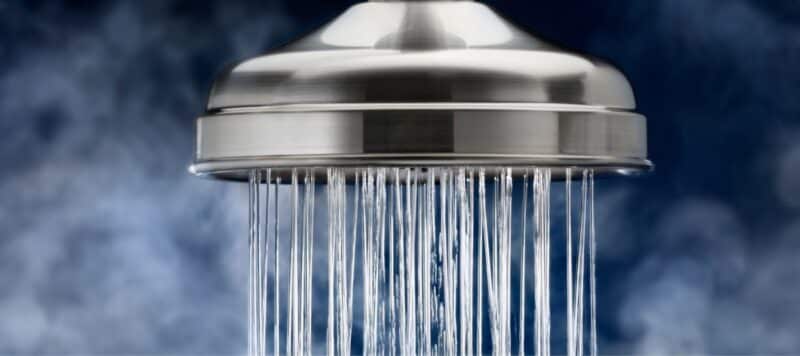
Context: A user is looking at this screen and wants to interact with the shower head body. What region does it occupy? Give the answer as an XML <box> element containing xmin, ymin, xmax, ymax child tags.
<box><xmin>191</xmin><ymin>0</ymin><xmax>651</xmax><ymax>180</ymax></box>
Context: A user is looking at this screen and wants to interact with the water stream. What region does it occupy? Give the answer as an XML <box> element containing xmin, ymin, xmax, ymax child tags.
<box><xmin>247</xmin><ymin>167</ymin><xmax>596</xmax><ymax>356</ymax></box>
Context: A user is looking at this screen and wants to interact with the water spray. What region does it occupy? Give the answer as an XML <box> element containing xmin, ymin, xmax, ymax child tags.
<box><xmin>190</xmin><ymin>1</ymin><xmax>650</xmax><ymax>355</ymax></box>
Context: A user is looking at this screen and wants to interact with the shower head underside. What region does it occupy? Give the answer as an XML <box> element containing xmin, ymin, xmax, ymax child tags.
<box><xmin>191</xmin><ymin>0</ymin><xmax>651</xmax><ymax>181</ymax></box>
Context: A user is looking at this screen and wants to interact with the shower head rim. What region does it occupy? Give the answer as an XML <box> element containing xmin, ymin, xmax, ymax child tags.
<box><xmin>192</xmin><ymin>107</ymin><xmax>648</xmax><ymax>180</ymax></box>
<box><xmin>190</xmin><ymin>154</ymin><xmax>652</xmax><ymax>181</ymax></box>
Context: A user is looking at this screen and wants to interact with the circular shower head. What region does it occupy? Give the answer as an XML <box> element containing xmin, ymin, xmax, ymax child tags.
<box><xmin>191</xmin><ymin>0</ymin><xmax>651</xmax><ymax>180</ymax></box>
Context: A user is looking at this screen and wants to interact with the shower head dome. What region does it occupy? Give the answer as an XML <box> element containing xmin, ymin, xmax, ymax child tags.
<box><xmin>191</xmin><ymin>0</ymin><xmax>651</xmax><ymax>180</ymax></box>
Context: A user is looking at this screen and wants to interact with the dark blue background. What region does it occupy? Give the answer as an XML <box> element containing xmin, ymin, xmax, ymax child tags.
<box><xmin>1</xmin><ymin>0</ymin><xmax>799</xmax><ymax>354</ymax></box>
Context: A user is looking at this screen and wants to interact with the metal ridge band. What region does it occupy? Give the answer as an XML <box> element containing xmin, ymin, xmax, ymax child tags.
<box><xmin>213</xmin><ymin>102</ymin><xmax>629</xmax><ymax>114</ymax></box>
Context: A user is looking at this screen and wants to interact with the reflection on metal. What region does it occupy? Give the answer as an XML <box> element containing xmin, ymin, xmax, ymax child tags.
<box><xmin>192</xmin><ymin>0</ymin><xmax>651</xmax><ymax>180</ymax></box>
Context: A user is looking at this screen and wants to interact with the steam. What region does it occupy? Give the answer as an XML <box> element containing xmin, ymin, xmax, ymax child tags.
<box><xmin>0</xmin><ymin>1</ymin><xmax>291</xmax><ymax>354</ymax></box>
<box><xmin>583</xmin><ymin>0</ymin><xmax>800</xmax><ymax>353</ymax></box>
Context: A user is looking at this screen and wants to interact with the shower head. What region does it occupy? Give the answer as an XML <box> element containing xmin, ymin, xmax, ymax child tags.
<box><xmin>190</xmin><ymin>0</ymin><xmax>651</xmax><ymax>181</ymax></box>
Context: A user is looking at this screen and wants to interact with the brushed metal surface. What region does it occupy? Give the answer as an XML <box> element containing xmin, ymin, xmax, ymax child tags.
<box><xmin>207</xmin><ymin>2</ymin><xmax>635</xmax><ymax>110</ymax></box>
<box><xmin>192</xmin><ymin>0</ymin><xmax>651</xmax><ymax>180</ymax></box>
<box><xmin>193</xmin><ymin>107</ymin><xmax>650</xmax><ymax>179</ymax></box>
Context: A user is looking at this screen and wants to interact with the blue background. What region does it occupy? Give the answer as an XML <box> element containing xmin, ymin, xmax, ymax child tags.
<box><xmin>1</xmin><ymin>0</ymin><xmax>799</xmax><ymax>354</ymax></box>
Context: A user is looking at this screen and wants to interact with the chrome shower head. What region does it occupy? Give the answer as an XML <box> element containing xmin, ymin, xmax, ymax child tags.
<box><xmin>190</xmin><ymin>0</ymin><xmax>651</xmax><ymax>181</ymax></box>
